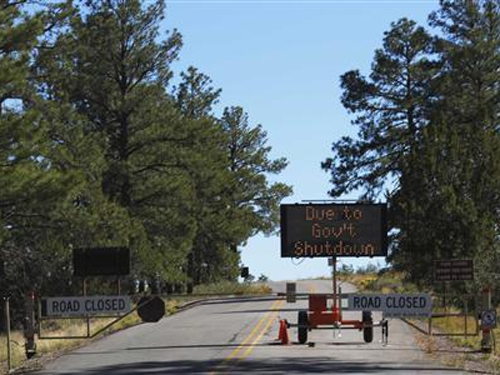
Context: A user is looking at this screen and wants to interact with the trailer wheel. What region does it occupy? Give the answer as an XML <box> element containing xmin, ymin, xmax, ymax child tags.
<box><xmin>298</xmin><ymin>310</ymin><xmax>309</xmax><ymax>344</ymax></box>
<box><xmin>362</xmin><ymin>311</ymin><xmax>373</xmax><ymax>343</ymax></box>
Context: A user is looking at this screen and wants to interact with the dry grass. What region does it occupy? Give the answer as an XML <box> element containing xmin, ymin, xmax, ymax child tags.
<box><xmin>490</xmin><ymin>355</ymin><xmax>500</xmax><ymax>373</ymax></box>
<box><xmin>0</xmin><ymin>312</ymin><xmax>142</xmax><ymax>373</ymax></box>
<box><xmin>415</xmin><ymin>331</ymin><xmax>439</xmax><ymax>353</ymax></box>
<box><xmin>344</xmin><ymin>270</ymin><xmax>500</xmax><ymax>372</ymax></box>
<box><xmin>340</xmin><ymin>271</ymin><xmax>414</xmax><ymax>293</ymax></box>
<box><xmin>339</xmin><ymin>273</ymin><xmax>377</xmax><ymax>289</ymax></box>
<box><xmin>430</xmin><ymin>306</ymin><xmax>500</xmax><ymax>360</ymax></box>
<box><xmin>429</xmin><ymin>309</ymin><xmax>480</xmax><ymax>347</ymax></box>
<box><xmin>193</xmin><ymin>281</ymin><xmax>272</xmax><ymax>295</ymax></box>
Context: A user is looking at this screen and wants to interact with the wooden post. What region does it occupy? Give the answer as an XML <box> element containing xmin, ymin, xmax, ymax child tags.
<box><xmin>24</xmin><ymin>291</ymin><xmax>37</xmax><ymax>358</ymax></box>
<box><xmin>464</xmin><ymin>297</ymin><xmax>468</xmax><ymax>335</ymax></box>
<box><xmin>481</xmin><ymin>286</ymin><xmax>492</xmax><ymax>353</ymax></box>
<box><xmin>442</xmin><ymin>281</ymin><xmax>447</xmax><ymax>312</ymax></box>
<box><xmin>428</xmin><ymin>313</ymin><xmax>432</xmax><ymax>335</ymax></box>
<box><xmin>4</xmin><ymin>297</ymin><xmax>11</xmax><ymax>371</ymax></box>
<box><xmin>86</xmin><ymin>316</ymin><xmax>91</xmax><ymax>338</ymax></box>
<box><xmin>83</xmin><ymin>278</ymin><xmax>90</xmax><ymax>338</ymax></box>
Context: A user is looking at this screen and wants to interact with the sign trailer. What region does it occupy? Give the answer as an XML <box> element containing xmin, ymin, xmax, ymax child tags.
<box><xmin>278</xmin><ymin>202</ymin><xmax>391</xmax><ymax>345</ymax></box>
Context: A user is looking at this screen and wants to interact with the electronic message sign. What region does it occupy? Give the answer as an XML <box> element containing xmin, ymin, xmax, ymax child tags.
<box><xmin>280</xmin><ymin>203</ymin><xmax>387</xmax><ymax>258</ymax></box>
<box><xmin>73</xmin><ymin>247</ymin><xmax>130</xmax><ymax>276</ymax></box>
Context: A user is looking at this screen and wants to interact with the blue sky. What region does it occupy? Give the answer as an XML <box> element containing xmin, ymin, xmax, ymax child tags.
<box><xmin>163</xmin><ymin>0</ymin><xmax>439</xmax><ymax>280</ymax></box>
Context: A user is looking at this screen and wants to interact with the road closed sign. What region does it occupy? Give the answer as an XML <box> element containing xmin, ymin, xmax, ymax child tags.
<box><xmin>347</xmin><ymin>293</ymin><xmax>432</xmax><ymax>317</ymax></box>
<box><xmin>44</xmin><ymin>296</ymin><xmax>131</xmax><ymax>316</ymax></box>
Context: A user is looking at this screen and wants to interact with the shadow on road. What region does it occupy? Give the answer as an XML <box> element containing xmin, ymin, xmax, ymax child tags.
<box><xmin>37</xmin><ymin>357</ymin><xmax>464</xmax><ymax>374</ymax></box>
<box><xmin>216</xmin><ymin>307</ymin><xmax>303</xmax><ymax>314</ymax></box>
<box><xmin>196</xmin><ymin>296</ymin><xmax>281</xmax><ymax>306</ymax></box>
<box><xmin>63</xmin><ymin>341</ymin><xmax>451</xmax><ymax>354</ymax></box>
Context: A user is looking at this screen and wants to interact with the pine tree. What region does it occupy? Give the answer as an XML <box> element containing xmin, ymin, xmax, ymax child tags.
<box><xmin>35</xmin><ymin>0</ymin><xmax>198</xmax><ymax>280</ymax></box>
<box><xmin>0</xmin><ymin>1</ymin><xmax>80</xmax><ymax>314</ymax></box>
<box><xmin>221</xmin><ymin>106</ymin><xmax>292</xmax><ymax>240</ymax></box>
<box><xmin>173</xmin><ymin>68</ymin><xmax>237</xmax><ymax>283</ymax></box>
<box><xmin>428</xmin><ymin>0</ymin><xmax>500</xmax><ymax>291</ymax></box>
<box><xmin>324</xmin><ymin>2</ymin><xmax>500</xmax><ymax>290</ymax></box>
<box><xmin>174</xmin><ymin>69</ymin><xmax>293</xmax><ymax>284</ymax></box>
<box><xmin>322</xmin><ymin>18</ymin><xmax>436</xmax><ymax>200</ymax></box>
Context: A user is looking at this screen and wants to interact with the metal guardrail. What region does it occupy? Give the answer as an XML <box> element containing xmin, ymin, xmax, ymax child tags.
<box><xmin>400</xmin><ymin>292</ymin><xmax>480</xmax><ymax>337</ymax></box>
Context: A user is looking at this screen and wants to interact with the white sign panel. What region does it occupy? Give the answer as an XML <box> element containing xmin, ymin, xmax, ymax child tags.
<box><xmin>45</xmin><ymin>296</ymin><xmax>131</xmax><ymax>316</ymax></box>
<box><xmin>347</xmin><ymin>293</ymin><xmax>432</xmax><ymax>317</ymax></box>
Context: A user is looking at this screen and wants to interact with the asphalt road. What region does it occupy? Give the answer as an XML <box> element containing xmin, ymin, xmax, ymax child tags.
<box><xmin>34</xmin><ymin>280</ymin><xmax>468</xmax><ymax>374</ymax></box>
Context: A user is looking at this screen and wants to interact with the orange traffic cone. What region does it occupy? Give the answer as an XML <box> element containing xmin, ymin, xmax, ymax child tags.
<box><xmin>278</xmin><ymin>319</ymin><xmax>290</xmax><ymax>345</ymax></box>
<box><xmin>277</xmin><ymin>319</ymin><xmax>285</xmax><ymax>341</ymax></box>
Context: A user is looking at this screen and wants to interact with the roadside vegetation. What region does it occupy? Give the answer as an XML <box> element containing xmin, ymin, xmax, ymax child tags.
<box><xmin>0</xmin><ymin>298</ymin><xmax>176</xmax><ymax>373</ymax></box>
<box><xmin>0</xmin><ymin>0</ymin><xmax>291</xmax><ymax>330</ymax></box>
<box><xmin>343</xmin><ymin>263</ymin><xmax>500</xmax><ymax>371</ymax></box>
<box><xmin>0</xmin><ymin>313</ymin><xmax>141</xmax><ymax>373</ymax></box>
<box><xmin>324</xmin><ymin>2</ymin><xmax>500</xmax><ymax>370</ymax></box>
<box><xmin>193</xmin><ymin>281</ymin><xmax>272</xmax><ymax>296</ymax></box>
<box><xmin>323</xmin><ymin>0</ymin><xmax>500</xmax><ymax>302</ymax></box>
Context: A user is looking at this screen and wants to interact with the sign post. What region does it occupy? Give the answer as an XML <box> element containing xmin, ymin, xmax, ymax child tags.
<box><xmin>332</xmin><ymin>257</ymin><xmax>337</xmax><ymax>309</ymax></box>
<box><xmin>286</xmin><ymin>282</ymin><xmax>296</xmax><ymax>303</ymax></box>
<box><xmin>481</xmin><ymin>286</ymin><xmax>493</xmax><ymax>353</ymax></box>
<box><xmin>4</xmin><ymin>297</ymin><xmax>11</xmax><ymax>371</ymax></box>
<box><xmin>24</xmin><ymin>291</ymin><xmax>36</xmax><ymax>359</ymax></box>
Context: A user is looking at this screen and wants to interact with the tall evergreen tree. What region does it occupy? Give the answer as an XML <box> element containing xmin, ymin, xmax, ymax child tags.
<box><xmin>0</xmin><ymin>1</ymin><xmax>79</xmax><ymax>316</ymax></box>
<box><xmin>36</xmin><ymin>0</ymin><xmax>198</xmax><ymax>280</ymax></box>
<box><xmin>221</xmin><ymin>106</ymin><xmax>292</xmax><ymax>241</ymax></box>
<box><xmin>174</xmin><ymin>71</ymin><xmax>293</xmax><ymax>283</ymax></box>
<box><xmin>324</xmin><ymin>1</ymin><xmax>500</xmax><ymax>290</ymax></box>
<box><xmin>427</xmin><ymin>0</ymin><xmax>500</xmax><ymax>290</ymax></box>
<box><xmin>322</xmin><ymin>18</ymin><xmax>438</xmax><ymax>283</ymax></box>
<box><xmin>322</xmin><ymin>18</ymin><xmax>436</xmax><ymax>200</ymax></box>
<box><xmin>173</xmin><ymin>68</ymin><xmax>237</xmax><ymax>283</ymax></box>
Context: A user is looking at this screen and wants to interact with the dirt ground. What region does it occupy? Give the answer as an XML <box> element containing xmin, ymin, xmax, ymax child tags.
<box><xmin>412</xmin><ymin>323</ymin><xmax>499</xmax><ymax>374</ymax></box>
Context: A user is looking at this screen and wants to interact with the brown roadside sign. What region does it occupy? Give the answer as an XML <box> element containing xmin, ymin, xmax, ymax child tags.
<box><xmin>435</xmin><ymin>259</ymin><xmax>474</xmax><ymax>281</ymax></box>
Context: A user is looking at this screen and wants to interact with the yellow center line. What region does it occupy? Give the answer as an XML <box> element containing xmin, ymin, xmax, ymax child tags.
<box><xmin>225</xmin><ymin>298</ymin><xmax>281</xmax><ymax>360</ymax></box>
<box><xmin>239</xmin><ymin>299</ymin><xmax>285</xmax><ymax>359</ymax></box>
<box><xmin>209</xmin><ymin>297</ymin><xmax>284</xmax><ymax>375</ymax></box>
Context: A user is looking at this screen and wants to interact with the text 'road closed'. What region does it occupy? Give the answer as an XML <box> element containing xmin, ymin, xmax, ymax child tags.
<box><xmin>45</xmin><ymin>296</ymin><xmax>131</xmax><ymax>316</ymax></box>
<box><xmin>347</xmin><ymin>293</ymin><xmax>432</xmax><ymax>317</ymax></box>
